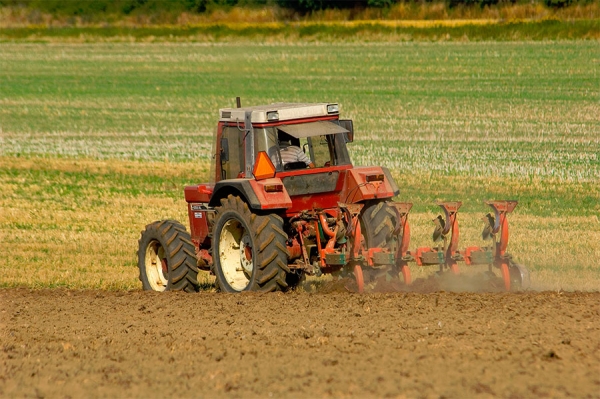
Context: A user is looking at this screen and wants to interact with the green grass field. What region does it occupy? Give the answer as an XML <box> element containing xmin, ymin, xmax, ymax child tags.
<box><xmin>1</xmin><ymin>41</ymin><xmax>598</xmax><ymax>291</ymax></box>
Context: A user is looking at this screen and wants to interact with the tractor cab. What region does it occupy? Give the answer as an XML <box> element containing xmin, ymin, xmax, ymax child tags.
<box><xmin>215</xmin><ymin>103</ymin><xmax>354</xmax><ymax>181</ymax></box>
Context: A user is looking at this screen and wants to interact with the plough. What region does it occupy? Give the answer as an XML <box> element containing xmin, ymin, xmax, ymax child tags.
<box><xmin>355</xmin><ymin>200</ymin><xmax>530</xmax><ymax>293</ymax></box>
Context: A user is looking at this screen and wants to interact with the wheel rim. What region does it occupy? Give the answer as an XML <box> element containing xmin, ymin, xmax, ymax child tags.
<box><xmin>144</xmin><ymin>240</ymin><xmax>168</xmax><ymax>291</ymax></box>
<box><xmin>219</xmin><ymin>218</ymin><xmax>253</xmax><ymax>291</ymax></box>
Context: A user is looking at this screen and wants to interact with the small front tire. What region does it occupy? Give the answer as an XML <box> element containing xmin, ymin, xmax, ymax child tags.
<box><xmin>138</xmin><ymin>220</ymin><xmax>200</xmax><ymax>292</ymax></box>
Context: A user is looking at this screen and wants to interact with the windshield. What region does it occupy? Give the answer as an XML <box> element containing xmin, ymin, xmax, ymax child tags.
<box><xmin>254</xmin><ymin>122</ymin><xmax>351</xmax><ymax>171</ymax></box>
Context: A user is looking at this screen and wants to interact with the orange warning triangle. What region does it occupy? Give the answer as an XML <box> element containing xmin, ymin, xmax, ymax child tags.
<box><xmin>253</xmin><ymin>151</ymin><xmax>276</xmax><ymax>180</ymax></box>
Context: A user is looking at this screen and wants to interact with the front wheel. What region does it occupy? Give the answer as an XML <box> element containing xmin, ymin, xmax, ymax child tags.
<box><xmin>212</xmin><ymin>195</ymin><xmax>289</xmax><ymax>292</ymax></box>
<box><xmin>138</xmin><ymin>220</ymin><xmax>200</xmax><ymax>292</ymax></box>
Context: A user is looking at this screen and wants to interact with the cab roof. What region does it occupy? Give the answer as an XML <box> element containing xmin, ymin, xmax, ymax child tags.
<box><xmin>219</xmin><ymin>102</ymin><xmax>339</xmax><ymax>124</ymax></box>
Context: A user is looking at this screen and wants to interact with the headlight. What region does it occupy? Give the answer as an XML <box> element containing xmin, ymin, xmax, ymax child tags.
<box><xmin>327</xmin><ymin>104</ymin><xmax>339</xmax><ymax>114</ymax></box>
<box><xmin>267</xmin><ymin>111</ymin><xmax>279</xmax><ymax>121</ymax></box>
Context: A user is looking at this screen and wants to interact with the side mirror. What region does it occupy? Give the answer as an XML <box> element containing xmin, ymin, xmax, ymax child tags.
<box><xmin>220</xmin><ymin>137</ymin><xmax>229</xmax><ymax>162</ymax></box>
<box><xmin>339</xmin><ymin>119</ymin><xmax>354</xmax><ymax>143</ymax></box>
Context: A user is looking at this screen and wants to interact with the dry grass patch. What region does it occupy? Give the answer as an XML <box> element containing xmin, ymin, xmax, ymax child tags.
<box><xmin>0</xmin><ymin>156</ymin><xmax>210</xmax><ymax>180</ymax></box>
<box><xmin>1</xmin><ymin>156</ymin><xmax>211</xmax><ymax>290</ymax></box>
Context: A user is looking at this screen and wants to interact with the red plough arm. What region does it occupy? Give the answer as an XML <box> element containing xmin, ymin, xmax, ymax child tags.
<box><xmin>390</xmin><ymin>202</ymin><xmax>413</xmax><ymax>285</ymax></box>
<box><xmin>461</xmin><ymin>200</ymin><xmax>518</xmax><ymax>266</ymax></box>
<box><xmin>402</xmin><ymin>201</ymin><xmax>463</xmax><ymax>274</ymax></box>
<box><xmin>438</xmin><ymin>201</ymin><xmax>462</xmax><ymax>274</ymax></box>
<box><xmin>486</xmin><ymin>200</ymin><xmax>518</xmax><ymax>258</ymax></box>
<box><xmin>459</xmin><ymin>200</ymin><xmax>522</xmax><ymax>291</ymax></box>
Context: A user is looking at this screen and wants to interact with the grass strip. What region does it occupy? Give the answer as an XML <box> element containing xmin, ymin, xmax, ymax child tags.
<box><xmin>1</xmin><ymin>19</ymin><xmax>598</xmax><ymax>42</ymax></box>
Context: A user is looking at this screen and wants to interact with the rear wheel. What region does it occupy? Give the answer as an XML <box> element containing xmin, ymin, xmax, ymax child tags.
<box><xmin>212</xmin><ymin>195</ymin><xmax>289</xmax><ymax>292</ymax></box>
<box><xmin>138</xmin><ymin>220</ymin><xmax>200</xmax><ymax>292</ymax></box>
<box><xmin>361</xmin><ymin>201</ymin><xmax>397</xmax><ymax>249</ymax></box>
<box><xmin>360</xmin><ymin>201</ymin><xmax>410</xmax><ymax>286</ymax></box>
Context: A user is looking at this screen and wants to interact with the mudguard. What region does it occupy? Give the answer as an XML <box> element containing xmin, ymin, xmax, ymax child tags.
<box><xmin>209</xmin><ymin>178</ymin><xmax>292</xmax><ymax>210</ymax></box>
<box><xmin>343</xmin><ymin>166</ymin><xmax>399</xmax><ymax>203</ymax></box>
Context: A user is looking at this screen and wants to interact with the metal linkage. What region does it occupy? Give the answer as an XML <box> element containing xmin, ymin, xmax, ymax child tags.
<box><xmin>342</xmin><ymin>202</ymin><xmax>410</xmax><ymax>293</ymax></box>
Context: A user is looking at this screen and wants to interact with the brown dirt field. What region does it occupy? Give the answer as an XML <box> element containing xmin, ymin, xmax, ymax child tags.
<box><xmin>1</xmin><ymin>288</ymin><xmax>599</xmax><ymax>398</ymax></box>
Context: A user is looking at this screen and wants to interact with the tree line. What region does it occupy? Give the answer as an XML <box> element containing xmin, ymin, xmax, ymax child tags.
<box><xmin>0</xmin><ymin>0</ymin><xmax>587</xmax><ymax>15</ymax></box>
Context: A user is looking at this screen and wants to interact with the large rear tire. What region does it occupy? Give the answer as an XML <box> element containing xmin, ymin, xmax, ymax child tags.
<box><xmin>138</xmin><ymin>220</ymin><xmax>200</xmax><ymax>292</ymax></box>
<box><xmin>212</xmin><ymin>195</ymin><xmax>289</xmax><ymax>292</ymax></box>
<box><xmin>360</xmin><ymin>201</ymin><xmax>397</xmax><ymax>250</ymax></box>
<box><xmin>359</xmin><ymin>201</ymin><xmax>411</xmax><ymax>286</ymax></box>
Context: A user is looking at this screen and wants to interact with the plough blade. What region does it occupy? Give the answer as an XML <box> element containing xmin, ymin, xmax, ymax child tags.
<box><xmin>395</xmin><ymin>199</ymin><xmax>528</xmax><ymax>291</ymax></box>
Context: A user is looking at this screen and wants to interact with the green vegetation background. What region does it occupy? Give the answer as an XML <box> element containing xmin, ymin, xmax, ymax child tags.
<box><xmin>0</xmin><ymin>0</ymin><xmax>593</xmax><ymax>16</ymax></box>
<box><xmin>2</xmin><ymin>0</ymin><xmax>598</xmax><ymax>42</ymax></box>
<box><xmin>1</xmin><ymin>41</ymin><xmax>598</xmax><ymax>216</ymax></box>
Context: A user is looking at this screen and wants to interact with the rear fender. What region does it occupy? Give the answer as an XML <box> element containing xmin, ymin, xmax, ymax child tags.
<box><xmin>343</xmin><ymin>166</ymin><xmax>399</xmax><ymax>203</ymax></box>
<box><xmin>209</xmin><ymin>178</ymin><xmax>292</xmax><ymax>211</ymax></box>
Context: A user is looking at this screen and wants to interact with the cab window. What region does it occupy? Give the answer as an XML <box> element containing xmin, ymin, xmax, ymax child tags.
<box><xmin>220</xmin><ymin>127</ymin><xmax>244</xmax><ymax>180</ymax></box>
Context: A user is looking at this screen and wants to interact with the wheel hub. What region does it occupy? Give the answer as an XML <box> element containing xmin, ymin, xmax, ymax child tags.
<box><xmin>240</xmin><ymin>234</ymin><xmax>253</xmax><ymax>274</ymax></box>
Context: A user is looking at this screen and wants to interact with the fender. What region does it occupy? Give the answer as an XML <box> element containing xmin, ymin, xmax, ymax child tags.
<box><xmin>343</xmin><ymin>166</ymin><xmax>399</xmax><ymax>203</ymax></box>
<box><xmin>209</xmin><ymin>178</ymin><xmax>292</xmax><ymax>210</ymax></box>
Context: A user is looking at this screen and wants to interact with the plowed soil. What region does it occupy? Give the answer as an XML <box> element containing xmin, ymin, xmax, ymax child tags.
<box><xmin>2</xmin><ymin>287</ymin><xmax>599</xmax><ymax>398</ymax></box>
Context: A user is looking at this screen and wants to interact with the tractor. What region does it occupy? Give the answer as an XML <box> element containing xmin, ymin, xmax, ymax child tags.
<box><xmin>138</xmin><ymin>100</ymin><xmax>529</xmax><ymax>293</ymax></box>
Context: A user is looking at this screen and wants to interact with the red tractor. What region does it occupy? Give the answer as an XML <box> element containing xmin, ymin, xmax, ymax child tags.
<box><xmin>138</xmin><ymin>101</ymin><xmax>528</xmax><ymax>293</ymax></box>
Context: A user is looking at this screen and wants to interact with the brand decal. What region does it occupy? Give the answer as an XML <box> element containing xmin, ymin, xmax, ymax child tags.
<box><xmin>190</xmin><ymin>204</ymin><xmax>204</xmax><ymax>211</ymax></box>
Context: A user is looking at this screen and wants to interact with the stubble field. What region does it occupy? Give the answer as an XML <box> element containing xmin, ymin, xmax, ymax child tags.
<box><xmin>0</xmin><ymin>40</ymin><xmax>599</xmax><ymax>397</ymax></box>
